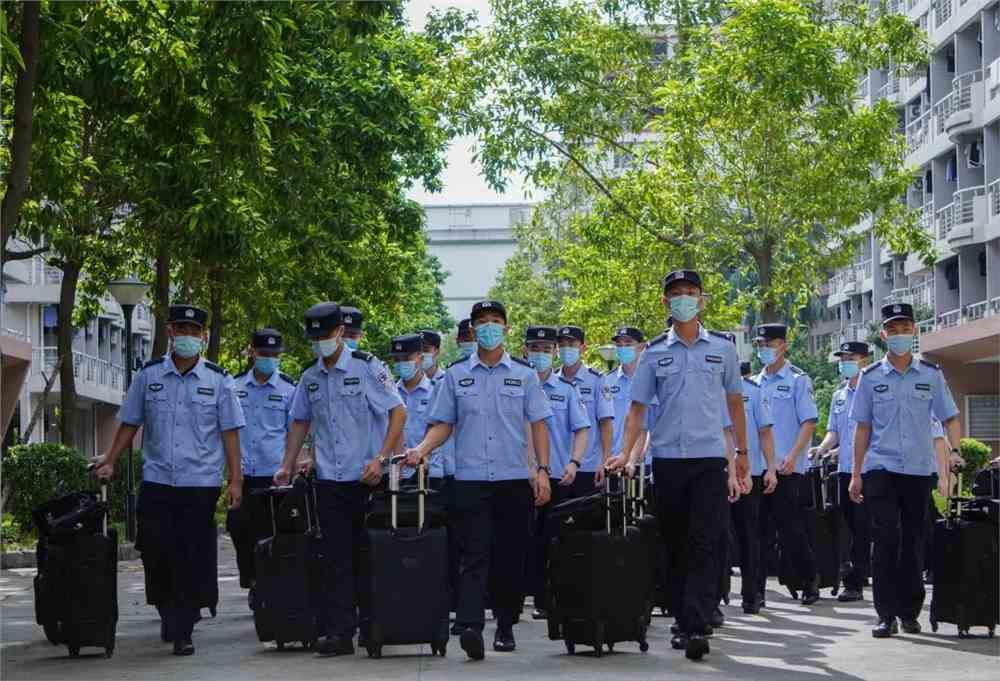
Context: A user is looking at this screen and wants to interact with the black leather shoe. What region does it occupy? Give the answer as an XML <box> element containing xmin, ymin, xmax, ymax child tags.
<box><xmin>460</xmin><ymin>627</ymin><xmax>485</xmax><ymax>660</ymax></box>
<box><xmin>742</xmin><ymin>597</ymin><xmax>763</xmax><ymax>614</ymax></box>
<box><xmin>670</xmin><ymin>622</ymin><xmax>681</xmax><ymax>635</ymax></box>
<box><xmin>709</xmin><ymin>607</ymin><xmax>725</xmax><ymax>628</ymax></box>
<box><xmin>900</xmin><ymin>619</ymin><xmax>921</xmax><ymax>634</ymax></box>
<box><xmin>685</xmin><ymin>635</ymin><xmax>710</xmax><ymax>661</ymax></box>
<box><xmin>872</xmin><ymin>619</ymin><xmax>898</xmax><ymax>639</ymax></box>
<box><xmin>531</xmin><ymin>608</ymin><xmax>547</xmax><ymax>620</ymax></box>
<box><xmin>172</xmin><ymin>639</ymin><xmax>194</xmax><ymax>656</ymax></box>
<box><xmin>670</xmin><ymin>632</ymin><xmax>689</xmax><ymax>650</ymax></box>
<box><xmin>493</xmin><ymin>626</ymin><xmax>516</xmax><ymax>652</ymax></box>
<box><xmin>315</xmin><ymin>635</ymin><xmax>354</xmax><ymax>657</ymax></box>
<box><xmin>801</xmin><ymin>589</ymin><xmax>821</xmax><ymax>605</ymax></box>
<box><xmin>837</xmin><ymin>588</ymin><xmax>863</xmax><ymax>603</ymax></box>
<box><xmin>160</xmin><ymin>618</ymin><xmax>175</xmax><ymax>643</ymax></box>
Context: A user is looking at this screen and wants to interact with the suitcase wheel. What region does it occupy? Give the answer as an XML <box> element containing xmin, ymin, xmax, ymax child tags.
<box><xmin>68</xmin><ymin>646</ymin><xmax>80</xmax><ymax>658</ymax></box>
<box><xmin>958</xmin><ymin>629</ymin><xmax>969</xmax><ymax>639</ymax></box>
<box><xmin>930</xmin><ymin>620</ymin><xmax>938</xmax><ymax>633</ymax></box>
<box><xmin>105</xmin><ymin>647</ymin><xmax>114</xmax><ymax>659</ymax></box>
<box><xmin>276</xmin><ymin>641</ymin><xmax>285</xmax><ymax>651</ymax></box>
<box><xmin>366</xmin><ymin>645</ymin><xmax>382</xmax><ymax>659</ymax></box>
<box><xmin>989</xmin><ymin>627</ymin><xmax>995</xmax><ymax>638</ymax></box>
<box><xmin>564</xmin><ymin>640</ymin><xmax>575</xmax><ymax>655</ymax></box>
<box><xmin>606</xmin><ymin>643</ymin><xmax>614</xmax><ymax>653</ymax></box>
<box><xmin>639</xmin><ymin>640</ymin><xmax>649</xmax><ymax>653</ymax></box>
<box><xmin>593</xmin><ymin>644</ymin><xmax>603</xmax><ymax>658</ymax></box>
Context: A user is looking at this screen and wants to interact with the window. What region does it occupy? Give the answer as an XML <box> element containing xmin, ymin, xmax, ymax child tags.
<box><xmin>966</xmin><ymin>395</ymin><xmax>1000</xmax><ymax>441</ymax></box>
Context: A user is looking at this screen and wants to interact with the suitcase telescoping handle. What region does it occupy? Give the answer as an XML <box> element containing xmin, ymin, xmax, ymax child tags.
<box><xmin>604</xmin><ymin>468</ymin><xmax>627</xmax><ymax>537</ymax></box>
<box><xmin>946</xmin><ymin>464</ymin><xmax>964</xmax><ymax>520</ymax></box>
<box><xmin>389</xmin><ymin>454</ymin><xmax>426</xmax><ymax>532</ymax></box>
<box><xmin>86</xmin><ymin>463</ymin><xmax>109</xmax><ymax>537</ymax></box>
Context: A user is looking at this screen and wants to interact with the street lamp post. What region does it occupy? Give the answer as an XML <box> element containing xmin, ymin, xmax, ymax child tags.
<box><xmin>108</xmin><ymin>277</ymin><xmax>149</xmax><ymax>543</ymax></box>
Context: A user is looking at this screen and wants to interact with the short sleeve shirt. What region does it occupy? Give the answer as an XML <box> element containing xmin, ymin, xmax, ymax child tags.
<box><xmin>234</xmin><ymin>370</ymin><xmax>296</xmax><ymax>477</ymax></box>
<box><xmin>557</xmin><ymin>365</ymin><xmax>614</xmax><ymax>472</ymax></box>
<box><xmin>756</xmin><ymin>363</ymin><xmax>818</xmax><ymax>474</ymax></box>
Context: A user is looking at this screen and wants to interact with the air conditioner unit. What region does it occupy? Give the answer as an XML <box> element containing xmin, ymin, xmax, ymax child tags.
<box><xmin>883</xmin><ymin>266</ymin><xmax>894</xmax><ymax>282</ymax></box>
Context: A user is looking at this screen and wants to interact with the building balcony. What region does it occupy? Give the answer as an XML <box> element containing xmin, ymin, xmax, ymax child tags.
<box><xmin>918</xmin><ymin>297</ymin><xmax>1000</xmax><ymax>362</ymax></box>
<box><xmin>29</xmin><ymin>348</ymin><xmax>127</xmax><ymax>406</ymax></box>
<box><xmin>944</xmin><ymin>70</ymin><xmax>985</xmax><ymax>144</ymax></box>
<box><xmin>944</xmin><ymin>185</ymin><xmax>987</xmax><ymax>247</ymax></box>
<box><xmin>905</xmin><ymin>0</ymin><xmax>929</xmax><ymax>20</ymax></box>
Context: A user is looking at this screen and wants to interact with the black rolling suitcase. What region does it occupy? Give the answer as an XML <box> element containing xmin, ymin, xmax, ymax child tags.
<box><xmin>362</xmin><ymin>456</ymin><xmax>450</xmax><ymax>658</ymax></box>
<box><xmin>780</xmin><ymin>461</ymin><xmax>840</xmax><ymax>596</ymax></box>
<box><xmin>930</xmin><ymin>478</ymin><xmax>999</xmax><ymax>638</ymax></box>
<box><xmin>33</xmin><ymin>480</ymin><xmax>118</xmax><ymax>658</ymax></box>
<box><xmin>627</xmin><ymin>461</ymin><xmax>667</xmax><ymax>618</ymax></box>
<box><xmin>548</xmin><ymin>472</ymin><xmax>650</xmax><ymax>656</ymax></box>
<box><xmin>252</xmin><ymin>473</ymin><xmax>322</xmax><ymax>650</ymax></box>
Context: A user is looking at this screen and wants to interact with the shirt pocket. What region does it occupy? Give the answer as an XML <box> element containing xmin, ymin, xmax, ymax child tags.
<box><xmin>456</xmin><ymin>387</ymin><xmax>479</xmax><ymax>414</ymax></box>
<box><xmin>193</xmin><ymin>394</ymin><xmax>218</xmax><ymax>431</ymax></box>
<box><xmin>698</xmin><ymin>363</ymin><xmax>724</xmax><ymax>389</ymax></box>
<box><xmin>261</xmin><ymin>399</ymin><xmax>287</xmax><ymax>430</ymax></box>
<box><xmin>872</xmin><ymin>391</ymin><xmax>898</xmax><ymax>428</ymax></box>
<box><xmin>498</xmin><ymin>385</ymin><xmax>524</xmax><ymax>414</ymax></box>
<box><xmin>339</xmin><ymin>383</ymin><xmax>366</xmax><ymax>416</ymax></box>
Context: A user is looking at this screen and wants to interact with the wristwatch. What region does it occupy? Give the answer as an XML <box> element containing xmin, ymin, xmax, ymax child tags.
<box><xmin>377</xmin><ymin>454</ymin><xmax>389</xmax><ymax>466</ymax></box>
<box><xmin>537</xmin><ymin>464</ymin><xmax>551</xmax><ymax>475</ymax></box>
<box><xmin>950</xmin><ymin>447</ymin><xmax>960</xmax><ymax>455</ymax></box>
<box><xmin>568</xmin><ymin>459</ymin><xmax>581</xmax><ymax>469</ymax></box>
<box><xmin>735</xmin><ymin>448</ymin><xmax>747</xmax><ymax>456</ymax></box>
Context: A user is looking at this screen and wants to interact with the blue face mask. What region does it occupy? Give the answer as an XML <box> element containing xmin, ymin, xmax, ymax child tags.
<box><xmin>616</xmin><ymin>346</ymin><xmax>637</xmax><ymax>365</ymax></box>
<box><xmin>559</xmin><ymin>346</ymin><xmax>581</xmax><ymax>367</ymax></box>
<box><xmin>344</xmin><ymin>338</ymin><xmax>359</xmax><ymax>351</ymax></box>
<box><xmin>885</xmin><ymin>334</ymin><xmax>913</xmax><ymax>356</ymax></box>
<box><xmin>173</xmin><ymin>335</ymin><xmax>202</xmax><ymax>358</ymax></box>
<box><xmin>528</xmin><ymin>351</ymin><xmax>553</xmax><ymax>372</ymax></box>
<box><xmin>459</xmin><ymin>341</ymin><xmax>477</xmax><ymax>359</ymax></box>
<box><xmin>757</xmin><ymin>347</ymin><xmax>778</xmax><ymax>366</ymax></box>
<box><xmin>316</xmin><ymin>337</ymin><xmax>340</xmax><ymax>358</ymax></box>
<box><xmin>475</xmin><ymin>322</ymin><xmax>505</xmax><ymax>350</ymax></box>
<box><xmin>668</xmin><ymin>294</ymin><xmax>700</xmax><ymax>323</ymax></box>
<box><xmin>838</xmin><ymin>360</ymin><xmax>859</xmax><ymax>379</ymax></box>
<box><xmin>421</xmin><ymin>352</ymin><xmax>435</xmax><ymax>370</ymax></box>
<box><xmin>395</xmin><ymin>360</ymin><xmax>417</xmax><ymax>381</ymax></box>
<box><xmin>255</xmin><ymin>356</ymin><xmax>280</xmax><ymax>375</ymax></box>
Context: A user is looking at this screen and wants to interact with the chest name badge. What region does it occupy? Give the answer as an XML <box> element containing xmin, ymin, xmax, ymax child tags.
<box><xmin>609</xmin><ymin>385</ymin><xmax>621</xmax><ymax>394</ymax></box>
<box><xmin>308</xmin><ymin>382</ymin><xmax>320</xmax><ymax>392</ymax></box>
<box><xmin>705</xmin><ymin>355</ymin><xmax>722</xmax><ymax>364</ymax></box>
<box><xmin>458</xmin><ymin>378</ymin><xmax>474</xmax><ymax>387</ymax></box>
<box><xmin>504</xmin><ymin>378</ymin><xmax>522</xmax><ymax>387</ymax></box>
<box><xmin>550</xmin><ymin>394</ymin><xmax>565</xmax><ymax>402</ymax></box>
<box><xmin>268</xmin><ymin>394</ymin><xmax>284</xmax><ymax>402</ymax></box>
<box><xmin>236</xmin><ymin>390</ymin><xmax>248</xmax><ymax>398</ymax></box>
<box><xmin>874</xmin><ymin>385</ymin><xmax>889</xmax><ymax>393</ymax></box>
<box><xmin>579</xmin><ymin>387</ymin><xmax>592</xmax><ymax>395</ymax></box>
<box><xmin>742</xmin><ymin>395</ymin><xmax>750</xmax><ymax>403</ymax></box>
<box><xmin>657</xmin><ymin>357</ymin><xmax>674</xmax><ymax>367</ymax></box>
<box><xmin>344</xmin><ymin>377</ymin><xmax>361</xmax><ymax>386</ymax></box>
<box><xmin>149</xmin><ymin>383</ymin><xmax>163</xmax><ymax>392</ymax></box>
<box><xmin>835</xmin><ymin>399</ymin><xmax>845</xmax><ymax>406</ymax></box>
<box><xmin>915</xmin><ymin>383</ymin><xmax>931</xmax><ymax>391</ymax></box>
<box><xmin>776</xmin><ymin>385</ymin><xmax>791</xmax><ymax>392</ymax></box>
<box><xmin>197</xmin><ymin>387</ymin><xmax>214</xmax><ymax>396</ymax></box>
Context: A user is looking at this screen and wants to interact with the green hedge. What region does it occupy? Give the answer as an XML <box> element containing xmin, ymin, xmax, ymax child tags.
<box><xmin>958</xmin><ymin>437</ymin><xmax>993</xmax><ymax>494</ymax></box>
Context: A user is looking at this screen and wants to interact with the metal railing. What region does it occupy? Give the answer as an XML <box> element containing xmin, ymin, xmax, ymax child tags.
<box><xmin>966</xmin><ymin>300</ymin><xmax>988</xmax><ymax>321</ymax></box>
<box><xmin>934</xmin><ymin>0</ymin><xmax>953</xmax><ymax>28</ymax></box>
<box><xmin>990</xmin><ymin>296</ymin><xmax>1000</xmax><ymax>315</ymax></box>
<box><xmin>30</xmin><ymin>256</ymin><xmax>63</xmax><ymax>286</ymax></box>
<box><xmin>937</xmin><ymin>308</ymin><xmax>961</xmax><ymax>328</ymax></box>
<box><xmin>917</xmin><ymin>318</ymin><xmax>935</xmax><ymax>335</ymax></box>
<box><xmin>933</xmin><ymin>96</ymin><xmax>952</xmax><ymax>136</ymax></box>
<box><xmin>31</xmin><ymin>348</ymin><xmax>125</xmax><ymax>392</ymax></box>
<box><xmin>858</xmin><ymin>260</ymin><xmax>873</xmax><ymax>280</ymax></box>
<box><xmin>918</xmin><ymin>201</ymin><xmax>935</xmax><ymax>233</ymax></box>
<box><xmin>953</xmin><ymin>185</ymin><xmax>985</xmax><ymax>226</ymax></box>
<box><xmin>936</xmin><ymin>201</ymin><xmax>955</xmax><ymax>240</ymax></box>
<box><xmin>989</xmin><ymin>178</ymin><xmax>1000</xmax><ymax>217</ymax></box>
<box><xmin>951</xmin><ymin>70</ymin><xmax>983</xmax><ymax>114</ymax></box>
<box><xmin>857</xmin><ymin>76</ymin><xmax>870</xmax><ymax>100</ymax></box>
<box><xmin>911</xmin><ymin>278</ymin><xmax>935</xmax><ymax>308</ymax></box>
<box><xmin>1</xmin><ymin>327</ymin><xmax>29</xmax><ymax>342</ymax></box>
<box><xmin>906</xmin><ymin>110</ymin><xmax>930</xmax><ymax>153</ymax></box>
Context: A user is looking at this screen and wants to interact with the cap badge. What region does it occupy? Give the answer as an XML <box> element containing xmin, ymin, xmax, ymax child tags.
<box><xmin>185</xmin><ymin>309</ymin><xmax>194</xmax><ymax>318</ymax></box>
<box><xmin>268</xmin><ymin>337</ymin><xmax>275</xmax><ymax>345</ymax></box>
<box><xmin>893</xmin><ymin>305</ymin><xmax>901</xmax><ymax>313</ymax></box>
<box><xmin>344</xmin><ymin>315</ymin><xmax>352</xmax><ymax>323</ymax></box>
<box><xmin>311</xmin><ymin>321</ymin><xmax>319</xmax><ymax>328</ymax></box>
<box><xmin>538</xmin><ymin>330</ymin><xmax>545</xmax><ymax>337</ymax></box>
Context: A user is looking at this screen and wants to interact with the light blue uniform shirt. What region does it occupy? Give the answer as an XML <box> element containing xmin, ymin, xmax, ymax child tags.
<box><xmin>397</xmin><ymin>375</ymin><xmax>445</xmax><ymax>479</ymax></box>
<box><xmin>850</xmin><ymin>357</ymin><xmax>959</xmax><ymax>477</ymax></box>
<box><xmin>539</xmin><ymin>370</ymin><xmax>590</xmax><ymax>478</ymax></box>
<box><xmin>827</xmin><ymin>382</ymin><xmax>858</xmax><ymax>475</ymax></box>
<box><xmin>289</xmin><ymin>350</ymin><xmax>403</xmax><ymax>482</ymax></box>
<box><xmin>557</xmin><ymin>365</ymin><xmax>614</xmax><ymax>472</ymax></box>
<box><xmin>631</xmin><ymin>326</ymin><xmax>742</xmax><ymax>460</ymax></box>
<box><xmin>118</xmin><ymin>355</ymin><xmax>245</xmax><ymax>487</ymax></box>
<box><xmin>428</xmin><ymin>369</ymin><xmax>455</xmax><ymax>477</ymax></box>
<box><xmin>604</xmin><ymin>367</ymin><xmax>638</xmax><ymax>455</ymax></box>
<box><xmin>756</xmin><ymin>363</ymin><xmax>818</xmax><ymax>474</ymax></box>
<box><xmin>740</xmin><ymin>376</ymin><xmax>773</xmax><ymax>476</ymax></box>
<box><xmin>234</xmin><ymin>369</ymin><xmax>296</xmax><ymax>477</ymax></box>
<box><xmin>428</xmin><ymin>352</ymin><xmax>552</xmax><ymax>482</ymax></box>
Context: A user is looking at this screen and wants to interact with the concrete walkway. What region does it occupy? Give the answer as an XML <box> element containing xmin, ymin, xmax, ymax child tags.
<box><xmin>2</xmin><ymin>538</ymin><xmax>997</xmax><ymax>680</ymax></box>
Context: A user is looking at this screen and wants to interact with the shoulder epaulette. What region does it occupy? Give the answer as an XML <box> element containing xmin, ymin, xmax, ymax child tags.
<box><xmin>742</xmin><ymin>376</ymin><xmax>758</xmax><ymax>387</ymax></box>
<box><xmin>919</xmin><ymin>359</ymin><xmax>940</xmax><ymax>370</ymax></box>
<box><xmin>511</xmin><ymin>356</ymin><xmax>531</xmax><ymax>368</ymax></box>
<box><xmin>559</xmin><ymin>377</ymin><xmax>575</xmax><ymax>386</ymax></box>
<box><xmin>648</xmin><ymin>332</ymin><xmax>669</xmax><ymax>347</ymax></box>
<box><xmin>587</xmin><ymin>367</ymin><xmax>602</xmax><ymax>378</ymax></box>
<box><xmin>860</xmin><ymin>363</ymin><xmax>880</xmax><ymax>375</ymax></box>
<box><xmin>447</xmin><ymin>358</ymin><xmax>466</xmax><ymax>368</ymax></box>
<box><xmin>351</xmin><ymin>349</ymin><xmax>373</xmax><ymax>362</ymax></box>
<box><xmin>707</xmin><ymin>330</ymin><xmax>730</xmax><ymax>340</ymax></box>
<box><xmin>234</xmin><ymin>370</ymin><xmax>249</xmax><ymax>379</ymax></box>
<box><xmin>789</xmin><ymin>364</ymin><xmax>804</xmax><ymax>375</ymax></box>
<box><xmin>279</xmin><ymin>372</ymin><xmax>296</xmax><ymax>385</ymax></box>
<box><xmin>204</xmin><ymin>360</ymin><xmax>227</xmax><ymax>375</ymax></box>
<box><xmin>142</xmin><ymin>356</ymin><xmax>166</xmax><ymax>369</ymax></box>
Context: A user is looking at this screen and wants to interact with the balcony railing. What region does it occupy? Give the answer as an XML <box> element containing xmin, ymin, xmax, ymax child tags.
<box><xmin>933</xmin><ymin>96</ymin><xmax>952</xmax><ymax>135</ymax></box>
<box><xmin>857</xmin><ymin>75</ymin><xmax>870</xmax><ymax>100</ymax></box>
<box><xmin>951</xmin><ymin>70</ymin><xmax>983</xmax><ymax>114</ymax></box>
<box><xmin>990</xmin><ymin>296</ymin><xmax>1000</xmax><ymax>316</ymax></box>
<box><xmin>937</xmin><ymin>308</ymin><xmax>961</xmax><ymax>328</ymax></box>
<box><xmin>29</xmin><ymin>256</ymin><xmax>63</xmax><ymax>286</ymax></box>
<box><xmin>917</xmin><ymin>201</ymin><xmax>935</xmax><ymax>233</ymax></box>
<box><xmin>966</xmin><ymin>300</ymin><xmax>988</xmax><ymax>321</ymax></box>
<box><xmin>935</xmin><ymin>201</ymin><xmax>955</xmax><ymax>240</ymax></box>
<box><xmin>906</xmin><ymin>110</ymin><xmax>930</xmax><ymax>153</ymax></box>
<box><xmin>954</xmin><ymin>185</ymin><xmax>985</xmax><ymax>226</ymax></box>
<box><xmin>31</xmin><ymin>348</ymin><xmax>125</xmax><ymax>393</ymax></box>
<box><xmin>934</xmin><ymin>0</ymin><xmax>953</xmax><ymax>28</ymax></box>
<box><xmin>858</xmin><ymin>260</ymin><xmax>873</xmax><ymax>280</ymax></box>
<box><xmin>989</xmin><ymin>179</ymin><xmax>1000</xmax><ymax>218</ymax></box>
<box><xmin>1</xmin><ymin>327</ymin><xmax>29</xmax><ymax>342</ymax></box>
<box><xmin>917</xmin><ymin>318</ymin><xmax>935</xmax><ymax>335</ymax></box>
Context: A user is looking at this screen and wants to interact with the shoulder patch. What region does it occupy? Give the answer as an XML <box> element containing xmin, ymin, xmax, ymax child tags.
<box><xmin>351</xmin><ymin>350</ymin><xmax>373</xmax><ymax>362</ymax></box>
<box><xmin>789</xmin><ymin>364</ymin><xmax>804</xmax><ymax>375</ymax></box>
<box><xmin>861</xmin><ymin>363</ymin><xmax>880</xmax><ymax>375</ymax></box>
<box><xmin>142</xmin><ymin>356</ymin><xmax>166</xmax><ymax>369</ymax></box>
<box><xmin>203</xmin><ymin>360</ymin><xmax>227</xmax><ymax>375</ymax></box>
<box><xmin>279</xmin><ymin>372</ymin><xmax>296</xmax><ymax>385</ymax></box>
<box><xmin>648</xmin><ymin>332</ymin><xmax>669</xmax><ymax>347</ymax></box>
<box><xmin>447</xmin><ymin>358</ymin><xmax>466</xmax><ymax>368</ymax></box>
<box><xmin>919</xmin><ymin>359</ymin><xmax>940</xmax><ymax>370</ymax></box>
<box><xmin>587</xmin><ymin>367</ymin><xmax>602</xmax><ymax>378</ymax></box>
<box><xmin>511</xmin><ymin>356</ymin><xmax>531</xmax><ymax>368</ymax></box>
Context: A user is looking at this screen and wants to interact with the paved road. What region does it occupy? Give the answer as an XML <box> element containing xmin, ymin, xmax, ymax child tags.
<box><xmin>2</xmin><ymin>537</ymin><xmax>997</xmax><ymax>681</ymax></box>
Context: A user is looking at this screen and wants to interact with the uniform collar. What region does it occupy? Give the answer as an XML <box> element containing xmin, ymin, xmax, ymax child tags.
<box><xmin>666</xmin><ymin>324</ymin><xmax>710</xmax><ymax>347</ymax></box>
<box><xmin>244</xmin><ymin>368</ymin><xmax>279</xmax><ymax>388</ymax></box>
<box><xmin>760</xmin><ymin>361</ymin><xmax>791</xmax><ymax>382</ymax></box>
<box><xmin>398</xmin><ymin>374</ymin><xmax>432</xmax><ymax>395</ymax></box>
<box><xmin>542</xmin><ymin>370</ymin><xmax>560</xmax><ymax>387</ymax></box>
<box><xmin>470</xmin><ymin>351</ymin><xmax>512</xmax><ymax>371</ymax></box>
<box><xmin>615</xmin><ymin>365</ymin><xmax>631</xmax><ymax>381</ymax></box>
<box><xmin>164</xmin><ymin>354</ymin><xmax>204</xmax><ymax>378</ymax></box>
<box><xmin>881</xmin><ymin>355</ymin><xmax>919</xmax><ymax>376</ymax></box>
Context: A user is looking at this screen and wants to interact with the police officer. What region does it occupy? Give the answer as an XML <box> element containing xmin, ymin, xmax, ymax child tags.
<box><xmin>812</xmin><ymin>341</ymin><xmax>871</xmax><ymax>602</ymax></box>
<box><xmin>556</xmin><ymin>325</ymin><xmax>614</xmax><ymax>495</ymax></box>
<box><xmin>420</xmin><ymin>329</ymin><xmax>444</xmax><ymax>382</ymax></box>
<box><xmin>341</xmin><ymin>306</ymin><xmax>364</xmax><ymax>350</ymax></box>
<box><xmin>404</xmin><ymin>300</ymin><xmax>553</xmax><ymax>660</ymax></box>
<box><xmin>608</xmin><ymin>271</ymin><xmax>748</xmax><ymax>662</ymax></box>
<box><xmin>227</xmin><ymin>328</ymin><xmax>296</xmax><ymax>602</ymax></box>
<box><xmin>732</xmin><ymin>360</ymin><xmax>777</xmax><ymax>613</ymax></box>
<box><xmin>273</xmin><ymin>302</ymin><xmax>406</xmax><ymax>657</ymax></box>
<box><xmin>754</xmin><ymin>323</ymin><xmax>821</xmax><ymax>605</ymax></box>
<box><xmin>849</xmin><ymin>303</ymin><xmax>962</xmax><ymax>638</ymax></box>
<box><xmin>604</xmin><ymin>326</ymin><xmax>649</xmax><ymax>467</ymax></box>
<box><xmin>456</xmin><ymin>318</ymin><xmax>476</xmax><ymax>360</ymax></box>
<box><xmin>94</xmin><ymin>304</ymin><xmax>245</xmax><ymax>656</ymax></box>
<box><xmin>523</xmin><ymin>325</ymin><xmax>590</xmax><ymax>620</ymax></box>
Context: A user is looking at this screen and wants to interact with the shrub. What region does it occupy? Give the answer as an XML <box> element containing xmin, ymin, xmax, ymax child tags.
<box><xmin>2</xmin><ymin>443</ymin><xmax>90</xmax><ymax>532</ymax></box>
<box><xmin>959</xmin><ymin>437</ymin><xmax>993</xmax><ymax>494</ymax></box>
<box><xmin>106</xmin><ymin>449</ymin><xmax>144</xmax><ymax>526</ymax></box>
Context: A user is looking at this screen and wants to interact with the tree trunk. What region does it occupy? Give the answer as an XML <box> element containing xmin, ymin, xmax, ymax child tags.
<box><xmin>751</xmin><ymin>244</ymin><xmax>779</xmax><ymax>322</ymax></box>
<box><xmin>152</xmin><ymin>237</ymin><xmax>170</xmax><ymax>357</ymax></box>
<box><xmin>57</xmin><ymin>259</ymin><xmax>82</xmax><ymax>449</ymax></box>
<box><xmin>207</xmin><ymin>267</ymin><xmax>223</xmax><ymax>363</ymax></box>
<box><xmin>1</xmin><ymin>0</ymin><xmax>42</xmax><ymax>258</ymax></box>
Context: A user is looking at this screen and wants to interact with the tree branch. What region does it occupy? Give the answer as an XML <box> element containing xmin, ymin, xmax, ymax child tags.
<box><xmin>3</xmin><ymin>245</ymin><xmax>48</xmax><ymax>261</ymax></box>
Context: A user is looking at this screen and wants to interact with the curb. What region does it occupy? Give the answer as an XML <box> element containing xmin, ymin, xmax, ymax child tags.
<box><xmin>2</xmin><ymin>542</ymin><xmax>141</xmax><ymax>569</ymax></box>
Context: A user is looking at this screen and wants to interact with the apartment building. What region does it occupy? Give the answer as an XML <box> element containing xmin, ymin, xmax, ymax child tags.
<box><xmin>816</xmin><ymin>0</ymin><xmax>1000</xmax><ymax>453</ymax></box>
<box><xmin>1</xmin><ymin>253</ymin><xmax>153</xmax><ymax>457</ymax></box>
